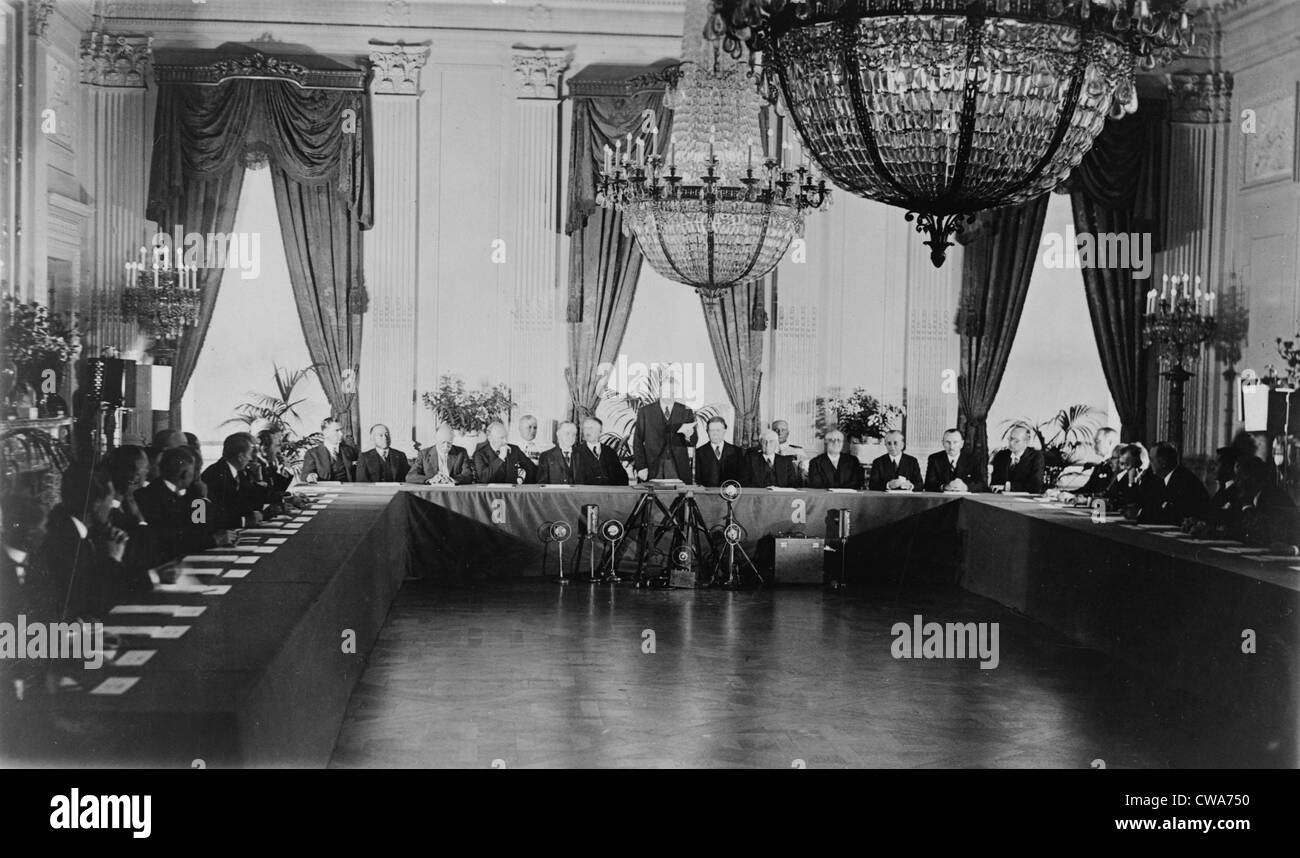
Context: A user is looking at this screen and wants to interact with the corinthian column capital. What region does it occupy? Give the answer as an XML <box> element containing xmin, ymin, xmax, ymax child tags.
<box><xmin>512</xmin><ymin>47</ymin><xmax>572</xmax><ymax>100</ymax></box>
<box><xmin>80</xmin><ymin>32</ymin><xmax>153</xmax><ymax>88</ymax></box>
<box><xmin>1167</xmin><ymin>71</ymin><xmax>1234</xmax><ymax>124</ymax></box>
<box><xmin>368</xmin><ymin>43</ymin><xmax>430</xmax><ymax>96</ymax></box>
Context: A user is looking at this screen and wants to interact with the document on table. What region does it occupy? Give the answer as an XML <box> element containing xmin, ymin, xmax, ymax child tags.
<box><xmin>827</xmin><ymin>488</ymin><xmax>858</xmax><ymax>493</ymax></box>
<box><xmin>91</xmin><ymin>677</ymin><xmax>140</xmax><ymax>695</ymax></box>
<box><xmin>102</xmin><ymin>626</ymin><xmax>190</xmax><ymax>639</ymax></box>
<box><xmin>266</xmin><ymin>538</ymin><xmax>287</xmax><ymax>545</ymax></box>
<box><xmin>1133</xmin><ymin>524</ymin><xmax>1181</xmax><ymax>530</ymax></box>
<box><xmin>1211</xmin><ymin>546</ymin><xmax>1269</xmax><ymax>555</ymax></box>
<box><xmin>1177</xmin><ymin>538</ymin><xmax>1240</xmax><ymax>546</ymax></box>
<box><xmin>239</xmin><ymin>528</ymin><xmax>287</xmax><ymax>535</ymax></box>
<box><xmin>155</xmin><ymin>583</ymin><xmax>230</xmax><ymax>595</ymax></box>
<box><xmin>223</xmin><ymin>568</ymin><xmax>251</xmax><ymax>579</ymax></box>
<box><xmin>111</xmin><ymin>605</ymin><xmax>206</xmax><ymax>618</ymax></box>
<box><xmin>182</xmin><ymin>554</ymin><xmax>240</xmax><ymax>563</ymax></box>
<box><xmin>233</xmin><ymin>557</ymin><xmax>258</xmax><ymax>565</ymax></box>
<box><xmin>112</xmin><ymin>650</ymin><xmax>155</xmax><ymax>667</ymax></box>
<box><xmin>767</xmin><ymin>487</ymin><xmax>800</xmax><ymax>492</ymax></box>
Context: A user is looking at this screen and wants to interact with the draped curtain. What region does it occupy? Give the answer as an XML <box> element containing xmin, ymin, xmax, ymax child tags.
<box><xmin>564</xmin><ymin>80</ymin><xmax>673</xmax><ymax>420</ymax></box>
<box><xmin>1064</xmin><ymin>108</ymin><xmax>1165</xmax><ymax>442</ymax></box>
<box><xmin>146</xmin><ymin>76</ymin><xmax>372</xmax><ymax>438</ymax></box>
<box><xmin>699</xmin><ymin>281</ymin><xmax>766</xmax><ymax>446</ymax></box>
<box><xmin>956</xmin><ymin>195</ymin><xmax>1051</xmax><ymax>473</ymax></box>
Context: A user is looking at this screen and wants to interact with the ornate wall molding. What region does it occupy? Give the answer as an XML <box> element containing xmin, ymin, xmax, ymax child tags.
<box><xmin>80</xmin><ymin>32</ymin><xmax>153</xmax><ymax>88</ymax></box>
<box><xmin>1167</xmin><ymin>71</ymin><xmax>1234</xmax><ymax>123</ymax></box>
<box><xmin>153</xmin><ymin>51</ymin><xmax>365</xmax><ymax>90</ymax></box>
<box><xmin>512</xmin><ymin>47</ymin><xmax>572</xmax><ymax>99</ymax></box>
<box><xmin>367</xmin><ymin>43</ymin><xmax>429</xmax><ymax>96</ymax></box>
<box><xmin>29</xmin><ymin>0</ymin><xmax>56</xmax><ymax>38</ymax></box>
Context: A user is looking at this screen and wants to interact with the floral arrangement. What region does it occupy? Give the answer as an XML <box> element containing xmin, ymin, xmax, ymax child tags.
<box><xmin>822</xmin><ymin>388</ymin><xmax>904</xmax><ymax>443</ymax></box>
<box><xmin>421</xmin><ymin>374</ymin><xmax>516</xmax><ymax>434</ymax></box>
<box><xmin>2</xmin><ymin>296</ymin><xmax>81</xmax><ymax>368</ymax></box>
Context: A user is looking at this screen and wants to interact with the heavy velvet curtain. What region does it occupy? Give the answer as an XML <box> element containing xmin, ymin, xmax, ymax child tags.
<box><xmin>699</xmin><ymin>281</ymin><xmax>766</xmax><ymax>445</ymax></box>
<box><xmin>1064</xmin><ymin>108</ymin><xmax>1165</xmax><ymax>442</ymax></box>
<box><xmin>956</xmin><ymin>195</ymin><xmax>1051</xmax><ymax>473</ymax></box>
<box><xmin>564</xmin><ymin>82</ymin><xmax>673</xmax><ymax>420</ymax></box>
<box><xmin>147</xmin><ymin>77</ymin><xmax>372</xmax><ymax>437</ymax></box>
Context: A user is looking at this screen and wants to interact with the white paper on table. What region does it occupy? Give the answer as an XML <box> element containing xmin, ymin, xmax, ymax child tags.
<box><xmin>299</xmin><ymin>511</ymin><xmax>320</xmax><ymax>517</ymax></box>
<box><xmin>1177</xmin><ymin>538</ymin><xmax>1239</xmax><ymax>546</ymax></box>
<box><xmin>202</xmin><ymin>584</ymin><xmax>232</xmax><ymax>595</ymax></box>
<box><xmin>182</xmin><ymin>554</ymin><xmax>239</xmax><ymax>563</ymax></box>
<box><xmin>251</xmin><ymin>546</ymin><xmax>276</xmax><ymax>554</ymax></box>
<box><xmin>223</xmin><ymin>569</ymin><xmax>251</xmax><ymax>579</ymax></box>
<box><xmin>266</xmin><ymin>538</ymin><xmax>287</xmax><ymax>545</ymax></box>
<box><xmin>155</xmin><ymin>583</ymin><xmax>218</xmax><ymax>595</ymax></box>
<box><xmin>1134</xmin><ymin>524</ymin><xmax>1181</xmax><ymax>531</ymax></box>
<box><xmin>282</xmin><ymin>524</ymin><xmax>304</xmax><ymax>530</ymax></box>
<box><xmin>233</xmin><ymin>557</ymin><xmax>258</xmax><ymax>565</ymax></box>
<box><xmin>539</xmin><ymin>484</ymin><xmax>576</xmax><ymax>488</ymax></box>
<box><xmin>111</xmin><ymin>605</ymin><xmax>187</xmax><ymax>616</ymax></box>
<box><xmin>1290</xmin><ymin>566</ymin><xmax>1300</xmax><ymax>573</ymax></box>
<box><xmin>766</xmin><ymin>487</ymin><xmax>800</xmax><ymax>492</ymax></box>
<box><xmin>1249</xmin><ymin>555</ymin><xmax>1300</xmax><ymax>563</ymax></box>
<box><xmin>175</xmin><ymin>567</ymin><xmax>225</xmax><ymax>576</ymax></box>
<box><xmin>827</xmin><ymin>488</ymin><xmax>858</xmax><ymax>493</ymax></box>
<box><xmin>102</xmin><ymin>626</ymin><xmax>162</xmax><ymax>637</ymax></box>
<box><xmin>90</xmin><ymin>677</ymin><xmax>140</xmax><ymax>695</ymax></box>
<box><xmin>173</xmin><ymin>606</ymin><xmax>206</xmax><ymax>617</ymax></box>
<box><xmin>113</xmin><ymin>650</ymin><xmax>155</xmax><ymax>667</ymax></box>
<box><xmin>154</xmin><ymin>626</ymin><xmax>189</xmax><ymax>639</ymax></box>
<box><xmin>1211</xmin><ymin>546</ymin><xmax>1269</xmax><ymax>555</ymax></box>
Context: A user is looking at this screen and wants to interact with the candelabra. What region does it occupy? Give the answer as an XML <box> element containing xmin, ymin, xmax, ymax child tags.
<box><xmin>1142</xmin><ymin>273</ymin><xmax>1218</xmax><ymax>451</ymax></box>
<box><xmin>119</xmin><ymin>244</ymin><xmax>202</xmax><ymax>364</ymax></box>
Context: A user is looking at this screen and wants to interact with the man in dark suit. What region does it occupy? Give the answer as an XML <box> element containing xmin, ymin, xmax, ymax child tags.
<box><xmin>1130</xmin><ymin>441</ymin><xmax>1210</xmax><ymax>525</ymax></box>
<box><xmin>300</xmin><ymin>418</ymin><xmax>357</xmax><ymax>482</ymax></box>
<box><xmin>202</xmin><ymin>432</ymin><xmax>264</xmax><ymax>528</ymax></box>
<box><xmin>137</xmin><ymin>448</ymin><xmax>236</xmax><ymax>565</ymax></box>
<box><xmin>574</xmin><ymin>417</ymin><xmax>628</xmax><ymax>486</ymax></box>
<box><xmin>924</xmin><ymin>428</ymin><xmax>987</xmax><ymax>493</ymax></box>
<box><xmin>989</xmin><ymin>425</ymin><xmax>1046</xmax><ymax>493</ymax></box>
<box><xmin>472</xmin><ymin>420</ymin><xmax>537</xmax><ymax>484</ymax></box>
<box><xmin>356</xmin><ymin>424</ymin><xmax>411</xmax><ymax>482</ymax></box>
<box><xmin>538</xmin><ymin>422</ymin><xmax>582</xmax><ymax>485</ymax></box>
<box><xmin>743</xmin><ymin>429</ymin><xmax>802</xmax><ymax>488</ymax></box>
<box><xmin>807</xmin><ymin>429</ymin><xmax>864</xmax><ymax>490</ymax></box>
<box><xmin>695</xmin><ymin>416</ymin><xmax>745</xmax><ymax>487</ymax></box>
<box><xmin>251</xmin><ymin>429</ymin><xmax>293</xmax><ymax>496</ymax></box>
<box><xmin>407</xmin><ymin>424</ymin><xmax>475</xmax><ymax>485</ymax></box>
<box><xmin>1079</xmin><ymin>427</ymin><xmax>1121</xmax><ymax>495</ymax></box>
<box><xmin>868</xmin><ymin>430</ymin><xmax>923</xmax><ymax>491</ymax></box>
<box><xmin>633</xmin><ymin>376</ymin><xmax>694</xmax><ymax>482</ymax></box>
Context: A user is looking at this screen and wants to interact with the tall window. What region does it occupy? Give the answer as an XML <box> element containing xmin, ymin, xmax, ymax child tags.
<box><xmin>184</xmin><ymin>167</ymin><xmax>329</xmax><ymax>460</ymax></box>
<box><xmin>987</xmin><ymin>192</ymin><xmax>1118</xmax><ymax>456</ymax></box>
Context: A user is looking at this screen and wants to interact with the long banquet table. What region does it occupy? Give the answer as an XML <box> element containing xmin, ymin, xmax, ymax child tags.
<box><xmin>19</xmin><ymin>483</ymin><xmax>1298</xmax><ymax>767</ymax></box>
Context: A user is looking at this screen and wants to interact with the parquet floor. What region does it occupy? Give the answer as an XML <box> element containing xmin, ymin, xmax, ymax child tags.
<box><xmin>330</xmin><ymin>579</ymin><xmax>1256</xmax><ymax>769</ymax></box>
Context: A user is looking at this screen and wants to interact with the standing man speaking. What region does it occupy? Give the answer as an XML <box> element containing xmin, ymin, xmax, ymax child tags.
<box><xmin>633</xmin><ymin>375</ymin><xmax>694</xmax><ymax>482</ymax></box>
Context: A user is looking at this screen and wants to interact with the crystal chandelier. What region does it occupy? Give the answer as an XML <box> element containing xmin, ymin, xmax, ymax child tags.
<box><xmin>597</xmin><ymin>0</ymin><xmax>830</xmax><ymax>298</ymax></box>
<box><xmin>120</xmin><ymin>243</ymin><xmax>202</xmax><ymax>363</ymax></box>
<box><xmin>709</xmin><ymin>0</ymin><xmax>1195</xmax><ymax>266</ymax></box>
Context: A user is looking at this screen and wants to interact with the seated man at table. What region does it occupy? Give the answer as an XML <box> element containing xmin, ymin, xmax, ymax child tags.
<box><xmin>538</xmin><ymin>422</ymin><xmax>582</xmax><ymax>485</ymax></box>
<box><xmin>807</xmin><ymin>429</ymin><xmax>863</xmax><ymax>490</ymax></box>
<box><xmin>924</xmin><ymin>428</ymin><xmax>986</xmax><ymax>493</ymax></box>
<box><xmin>695</xmin><ymin>416</ymin><xmax>744</xmax><ymax>487</ymax></box>
<box><xmin>989</xmin><ymin>425</ymin><xmax>1045</xmax><ymax>493</ymax></box>
<box><xmin>202</xmin><ymin>432</ymin><xmax>265</xmax><ymax>529</ymax></box>
<box><xmin>299</xmin><ymin>418</ymin><xmax>356</xmax><ymax>483</ymax></box>
<box><xmin>868</xmin><ymin>430</ymin><xmax>922</xmax><ymax>491</ymax></box>
<box><xmin>408</xmin><ymin>424</ymin><xmax>474</xmax><ymax>485</ymax></box>
<box><xmin>574</xmin><ymin>417</ymin><xmax>629</xmax><ymax>486</ymax></box>
<box><xmin>1106</xmin><ymin>443</ymin><xmax>1152</xmax><ymax>507</ymax></box>
<box><xmin>473</xmin><ymin>420</ymin><xmax>537</xmax><ymax>485</ymax></box>
<box><xmin>356</xmin><ymin>424</ymin><xmax>411</xmax><ymax>483</ymax></box>
<box><xmin>1127</xmin><ymin>442</ymin><xmax>1209</xmax><ymax>525</ymax></box>
<box><xmin>252</xmin><ymin>429</ymin><xmax>293</xmax><ymax>496</ymax></box>
<box><xmin>743</xmin><ymin>429</ymin><xmax>801</xmax><ymax>488</ymax></box>
<box><xmin>1078</xmin><ymin>427</ymin><xmax>1121</xmax><ymax>495</ymax></box>
<box><xmin>137</xmin><ymin>447</ymin><xmax>235</xmax><ymax>564</ymax></box>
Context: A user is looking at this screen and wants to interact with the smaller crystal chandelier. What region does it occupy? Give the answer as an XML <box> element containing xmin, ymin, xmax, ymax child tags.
<box><xmin>596</xmin><ymin>0</ymin><xmax>830</xmax><ymax>299</ymax></box>
<box><xmin>120</xmin><ymin>242</ymin><xmax>202</xmax><ymax>363</ymax></box>
<box><xmin>1142</xmin><ymin>272</ymin><xmax>1217</xmax><ymax>450</ymax></box>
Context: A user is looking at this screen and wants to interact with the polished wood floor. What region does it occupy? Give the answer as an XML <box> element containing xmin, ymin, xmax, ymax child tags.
<box><xmin>330</xmin><ymin>579</ymin><xmax>1253</xmax><ymax>769</ymax></box>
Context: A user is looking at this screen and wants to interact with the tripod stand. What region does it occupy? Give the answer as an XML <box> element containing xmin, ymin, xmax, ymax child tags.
<box><xmin>649</xmin><ymin>490</ymin><xmax>713</xmax><ymax>587</ymax></box>
<box><xmin>596</xmin><ymin>485</ymin><xmax>674</xmax><ymax>584</ymax></box>
<box><xmin>709</xmin><ymin>495</ymin><xmax>763</xmax><ymax>589</ymax></box>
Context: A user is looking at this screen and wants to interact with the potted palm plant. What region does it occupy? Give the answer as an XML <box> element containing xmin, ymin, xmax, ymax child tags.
<box><xmin>594</xmin><ymin>363</ymin><xmax>725</xmax><ymax>474</ymax></box>
<box><xmin>997</xmin><ymin>404</ymin><xmax>1104</xmax><ymax>488</ymax></box>
<box><xmin>221</xmin><ymin>363</ymin><xmax>325</xmax><ymax>476</ymax></box>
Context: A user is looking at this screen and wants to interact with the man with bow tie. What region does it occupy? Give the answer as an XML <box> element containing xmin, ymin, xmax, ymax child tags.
<box><xmin>356</xmin><ymin>424</ymin><xmax>411</xmax><ymax>482</ymax></box>
<box><xmin>408</xmin><ymin>424</ymin><xmax>475</xmax><ymax>485</ymax></box>
<box><xmin>202</xmin><ymin>432</ymin><xmax>266</xmax><ymax>528</ymax></box>
<box><xmin>472</xmin><ymin>420</ymin><xmax>538</xmax><ymax>484</ymax></box>
<box><xmin>300</xmin><ymin>418</ymin><xmax>357</xmax><ymax>483</ymax></box>
<box><xmin>743</xmin><ymin>429</ymin><xmax>802</xmax><ymax>488</ymax></box>
<box><xmin>695</xmin><ymin>416</ymin><xmax>745</xmax><ymax>487</ymax></box>
<box><xmin>808</xmin><ymin>429</ymin><xmax>865</xmax><ymax>490</ymax></box>
<box><xmin>924</xmin><ymin>428</ymin><xmax>987</xmax><ymax>493</ymax></box>
<box><xmin>633</xmin><ymin>375</ymin><xmax>694</xmax><ymax>482</ymax></box>
<box><xmin>574</xmin><ymin>417</ymin><xmax>629</xmax><ymax>486</ymax></box>
<box><xmin>989</xmin><ymin>425</ymin><xmax>1045</xmax><ymax>493</ymax></box>
<box><xmin>867</xmin><ymin>430</ymin><xmax>922</xmax><ymax>491</ymax></box>
<box><xmin>538</xmin><ymin>422</ymin><xmax>583</xmax><ymax>485</ymax></box>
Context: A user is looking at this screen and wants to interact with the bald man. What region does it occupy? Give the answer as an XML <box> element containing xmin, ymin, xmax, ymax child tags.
<box><xmin>407</xmin><ymin>424</ymin><xmax>474</xmax><ymax>485</ymax></box>
<box><xmin>472</xmin><ymin>420</ymin><xmax>537</xmax><ymax>484</ymax></box>
<box><xmin>989</xmin><ymin>425</ymin><xmax>1045</xmax><ymax>493</ymax></box>
<box><xmin>538</xmin><ymin>422</ymin><xmax>582</xmax><ymax>485</ymax></box>
<box><xmin>743</xmin><ymin>429</ymin><xmax>802</xmax><ymax>488</ymax></box>
<box><xmin>575</xmin><ymin>417</ymin><xmax>628</xmax><ymax>486</ymax></box>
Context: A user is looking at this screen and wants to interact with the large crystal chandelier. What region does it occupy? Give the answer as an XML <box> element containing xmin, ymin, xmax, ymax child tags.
<box><xmin>597</xmin><ymin>0</ymin><xmax>829</xmax><ymax>298</ymax></box>
<box><xmin>709</xmin><ymin>0</ymin><xmax>1196</xmax><ymax>266</ymax></box>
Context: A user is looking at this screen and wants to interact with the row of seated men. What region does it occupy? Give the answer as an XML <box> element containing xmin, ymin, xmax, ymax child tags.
<box><xmin>2</xmin><ymin>427</ymin><xmax>306</xmax><ymax>625</ymax></box>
